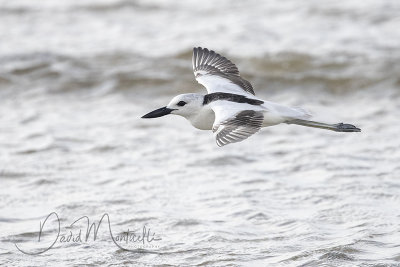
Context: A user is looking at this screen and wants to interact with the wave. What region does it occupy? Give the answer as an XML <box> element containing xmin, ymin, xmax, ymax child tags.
<box><xmin>0</xmin><ymin>49</ymin><xmax>398</xmax><ymax>96</ymax></box>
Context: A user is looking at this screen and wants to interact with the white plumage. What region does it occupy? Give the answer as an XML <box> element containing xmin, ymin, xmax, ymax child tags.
<box><xmin>142</xmin><ymin>47</ymin><xmax>360</xmax><ymax>147</ymax></box>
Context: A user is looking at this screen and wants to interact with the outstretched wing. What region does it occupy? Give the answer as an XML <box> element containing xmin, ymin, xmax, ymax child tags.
<box><xmin>192</xmin><ymin>47</ymin><xmax>255</xmax><ymax>96</ymax></box>
<box><xmin>210</xmin><ymin>102</ymin><xmax>264</xmax><ymax>147</ymax></box>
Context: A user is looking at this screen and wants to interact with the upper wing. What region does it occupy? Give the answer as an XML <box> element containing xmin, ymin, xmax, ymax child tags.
<box><xmin>210</xmin><ymin>102</ymin><xmax>264</xmax><ymax>147</ymax></box>
<box><xmin>192</xmin><ymin>47</ymin><xmax>255</xmax><ymax>96</ymax></box>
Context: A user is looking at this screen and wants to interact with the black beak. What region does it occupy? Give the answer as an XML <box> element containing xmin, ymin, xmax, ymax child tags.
<box><xmin>141</xmin><ymin>106</ymin><xmax>175</xmax><ymax>118</ymax></box>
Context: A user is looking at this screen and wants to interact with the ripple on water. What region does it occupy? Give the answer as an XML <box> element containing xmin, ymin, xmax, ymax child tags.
<box><xmin>1</xmin><ymin>0</ymin><xmax>400</xmax><ymax>266</ymax></box>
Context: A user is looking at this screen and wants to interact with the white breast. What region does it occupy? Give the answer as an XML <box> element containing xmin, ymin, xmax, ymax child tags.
<box><xmin>188</xmin><ymin>106</ymin><xmax>215</xmax><ymax>130</ymax></box>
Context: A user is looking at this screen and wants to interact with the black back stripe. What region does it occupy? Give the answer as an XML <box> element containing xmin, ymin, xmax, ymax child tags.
<box><xmin>203</xmin><ymin>93</ymin><xmax>264</xmax><ymax>106</ymax></box>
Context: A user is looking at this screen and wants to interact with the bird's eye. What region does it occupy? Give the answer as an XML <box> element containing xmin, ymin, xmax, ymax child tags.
<box><xmin>177</xmin><ymin>101</ymin><xmax>187</xmax><ymax>107</ymax></box>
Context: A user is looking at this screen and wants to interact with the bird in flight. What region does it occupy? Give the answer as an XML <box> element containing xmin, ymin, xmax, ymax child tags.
<box><xmin>142</xmin><ymin>47</ymin><xmax>361</xmax><ymax>147</ymax></box>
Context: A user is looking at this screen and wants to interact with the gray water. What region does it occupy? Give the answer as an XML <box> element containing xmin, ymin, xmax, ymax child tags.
<box><xmin>1</xmin><ymin>0</ymin><xmax>400</xmax><ymax>266</ymax></box>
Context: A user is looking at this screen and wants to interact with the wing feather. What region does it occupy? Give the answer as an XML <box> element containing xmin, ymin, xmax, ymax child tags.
<box><xmin>212</xmin><ymin>109</ymin><xmax>264</xmax><ymax>147</ymax></box>
<box><xmin>192</xmin><ymin>47</ymin><xmax>255</xmax><ymax>95</ymax></box>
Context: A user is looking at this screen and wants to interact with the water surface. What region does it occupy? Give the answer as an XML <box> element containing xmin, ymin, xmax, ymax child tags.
<box><xmin>1</xmin><ymin>0</ymin><xmax>400</xmax><ymax>266</ymax></box>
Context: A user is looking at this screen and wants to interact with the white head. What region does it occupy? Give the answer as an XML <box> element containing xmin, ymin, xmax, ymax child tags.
<box><xmin>142</xmin><ymin>93</ymin><xmax>204</xmax><ymax>120</ymax></box>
